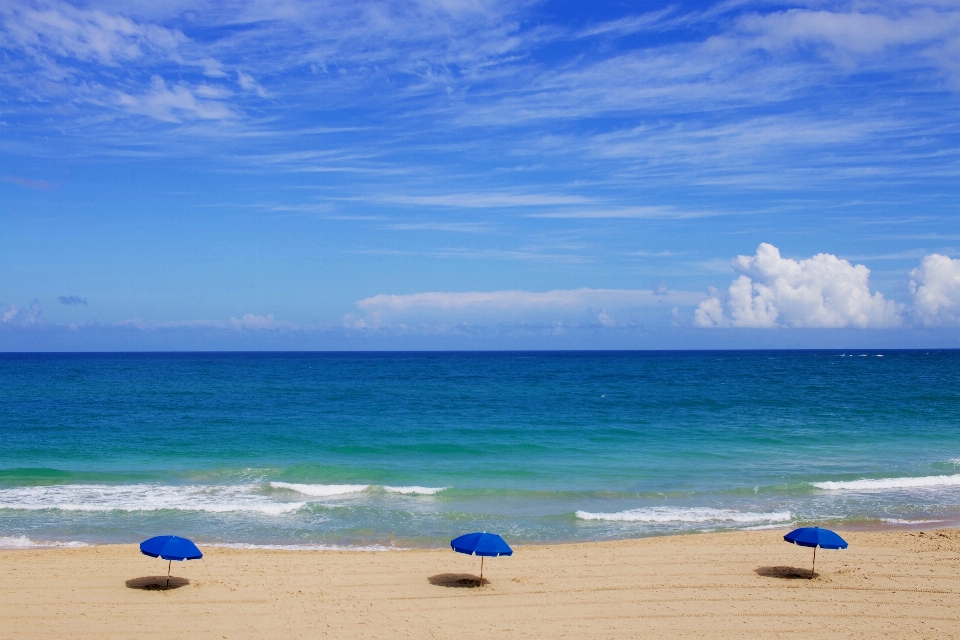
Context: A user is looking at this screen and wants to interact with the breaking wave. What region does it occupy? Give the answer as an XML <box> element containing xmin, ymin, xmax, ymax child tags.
<box><xmin>383</xmin><ymin>486</ymin><xmax>447</xmax><ymax>495</ymax></box>
<box><xmin>575</xmin><ymin>507</ymin><xmax>792</xmax><ymax>524</ymax></box>
<box><xmin>269</xmin><ymin>482</ymin><xmax>447</xmax><ymax>496</ymax></box>
<box><xmin>880</xmin><ymin>518</ymin><xmax>946</xmax><ymax>525</ymax></box>
<box><xmin>0</xmin><ymin>481</ymin><xmax>450</xmax><ymax>515</ymax></box>
<box><xmin>0</xmin><ymin>484</ymin><xmax>303</xmax><ymax>515</ymax></box>
<box><xmin>0</xmin><ymin>535</ymin><xmax>88</xmax><ymax>549</ymax></box>
<box><xmin>269</xmin><ymin>482</ymin><xmax>370</xmax><ymax>497</ymax></box>
<box><xmin>811</xmin><ymin>474</ymin><xmax>960</xmax><ymax>491</ymax></box>
<box><xmin>209</xmin><ymin>542</ymin><xmax>399</xmax><ymax>551</ymax></box>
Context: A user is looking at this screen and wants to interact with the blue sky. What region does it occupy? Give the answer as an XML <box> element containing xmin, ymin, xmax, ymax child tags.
<box><xmin>1</xmin><ymin>0</ymin><xmax>959</xmax><ymax>350</ymax></box>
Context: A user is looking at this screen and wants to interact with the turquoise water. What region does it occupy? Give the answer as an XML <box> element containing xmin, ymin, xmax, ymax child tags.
<box><xmin>1</xmin><ymin>351</ymin><xmax>959</xmax><ymax>549</ymax></box>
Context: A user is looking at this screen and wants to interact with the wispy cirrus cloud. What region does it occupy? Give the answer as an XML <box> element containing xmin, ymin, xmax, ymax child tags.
<box><xmin>384</xmin><ymin>193</ymin><xmax>592</xmax><ymax>208</ymax></box>
<box><xmin>2</xmin><ymin>175</ymin><xmax>53</xmax><ymax>189</ymax></box>
<box><xmin>352</xmin><ymin>246</ymin><xmax>591</xmax><ymax>263</ymax></box>
<box><xmin>735</xmin><ymin>7</ymin><xmax>960</xmax><ymax>75</ymax></box>
<box><xmin>4</xmin><ymin>0</ymin><xmax>959</xmax><ymax>185</ymax></box>
<box><xmin>574</xmin><ymin>7</ymin><xmax>681</xmax><ymax>39</ymax></box>
<box><xmin>525</xmin><ymin>206</ymin><xmax>714</xmax><ymax>219</ymax></box>
<box><xmin>236</xmin><ymin>70</ymin><xmax>269</xmax><ymax>97</ymax></box>
<box><xmin>0</xmin><ymin>0</ymin><xmax>256</xmax><ymax>125</ymax></box>
<box><xmin>467</xmin><ymin>4</ymin><xmax>960</xmax><ymax>127</ymax></box>
<box><xmin>0</xmin><ymin>1</ymin><xmax>185</xmax><ymax>66</ymax></box>
<box><xmin>116</xmin><ymin>75</ymin><xmax>235</xmax><ymax>122</ymax></box>
<box><xmin>383</xmin><ymin>222</ymin><xmax>495</xmax><ymax>233</ymax></box>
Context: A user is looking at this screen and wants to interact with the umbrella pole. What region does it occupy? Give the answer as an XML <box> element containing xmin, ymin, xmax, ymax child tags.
<box><xmin>810</xmin><ymin>546</ymin><xmax>816</xmax><ymax>580</ymax></box>
<box><xmin>167</xmin><ymin>560</ymin><xmax>171</xmax><ymax>589</ymax></box>
<box><xmin>479</xmin><ymin>556</ymin><xmax>484</xmax><ymax>586</ymax></box>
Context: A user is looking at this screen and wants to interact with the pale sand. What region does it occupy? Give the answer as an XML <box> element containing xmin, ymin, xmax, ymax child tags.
<box><xmin>2</xmin><ymin>529</ymin><xmax>958</xmax><ymax>639</ymax></box>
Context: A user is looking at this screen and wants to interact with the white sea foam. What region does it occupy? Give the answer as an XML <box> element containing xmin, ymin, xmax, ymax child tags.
<box><xmin>0</xmin><ymin>535</ymin><xmax>88</xmax><ymax>549</ymax></box>
<box><xmin>575</xmin><ymin>507</ymin><xmax>792</xmax><ymax>524</ymax></box>
<box><xmin>209</xmin><ymin>542</ymin><xmax>399</xmax><ymax>551</ymax></box>
<box><xmin>880</xmin><ymin>518</ymin><xmax>945</xmax><ymax>525</ymax></box>
<box><xmin>0</xmin><ymin>484</ymin><xmax>303</xmax><ymax>515</ymax></box>
<box><xmin>811</xmin><ymin>474</ymin><xmax>960</xmax><ymax>491</ymax></box>
<box><xmin>268</xmin><ymin>483</ymin><xmax>447</xmax><ymax>496</ymax></box>
<box><xmin>0</xmin><ymin>481</ymin><xmax>448</xmax><ymax>514</ymax></box>
<box><xmin>269</xmin><ymin>482</ymin><xmax>370</xmax><ymax>497</ymax></box>
<box><xmin>382</xmin><ymin>486</ymin><xmax>447</xmax><ymax>495</ymax></box>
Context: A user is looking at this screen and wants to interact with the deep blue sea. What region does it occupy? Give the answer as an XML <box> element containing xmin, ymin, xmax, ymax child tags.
<box><xmin>1</xmin><ymin>351</ymin><xmax>959</xmax><ymax>550</ymax></box>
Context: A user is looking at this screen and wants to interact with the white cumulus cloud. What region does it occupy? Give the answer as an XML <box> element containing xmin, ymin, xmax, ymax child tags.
<box><xmin>909</xmin><ymin>253</ymin><xmax>960</xmax><ymax>325</ymax></box>
<box><xmin>694</xmin><ymin>243</ymin><xmax>902</xmax><ymax>328</ymax></box>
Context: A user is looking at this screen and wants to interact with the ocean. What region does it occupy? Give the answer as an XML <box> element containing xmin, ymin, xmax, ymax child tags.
<box><xmin>1</xmin><ymin>351</ymin><xmax>958</xmax><ymax>550</ymax></box>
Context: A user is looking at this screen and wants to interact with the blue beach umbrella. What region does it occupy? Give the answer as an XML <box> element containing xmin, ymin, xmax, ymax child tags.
<box><xmin>450</xmin><ymin>532</ymin><xmax>513</xmax><ymax>585</ymax></box>
<box><xmin>783</xmin><ymin>527</ymin><xmax>847</xmax><ymax>579</ymax></box>
<box><xmin>140</xmin><ymin>535</ymin><xmax>203</xmax><ymax>589</ymax></box>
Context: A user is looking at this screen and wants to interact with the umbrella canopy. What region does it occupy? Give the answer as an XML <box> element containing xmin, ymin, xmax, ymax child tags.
<box><xmin>783</xmin><ymin>527</ymin><xmax>847</xmax><ymax>579</ymax></box>
<box><xmin>451</xmin><ymin>532</ymin><xmax>513</xmax><ymax>557</ymax></box>
<box><xmin>784</xmin><ymin>527</ymin><xmax>848</xmax><ymax>550</ymax></box>
<box><xmin>451</xmin><ymin>532</ymin><xmax>512</xmax><ymax>586</ymax></box>
<box><xmin>140</xmin><ymin>535</ymin><xmax>203</xmax><ymax>561</ymax></box>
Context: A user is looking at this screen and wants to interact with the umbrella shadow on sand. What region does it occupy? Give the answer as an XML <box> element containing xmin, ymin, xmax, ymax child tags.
<box><xmin>125</xmin><ymin>576</ymin><xmax>191</xmax><ymax>590</ymax></box>
<box><xmin>754</xmin><ymin>566</ymin><xmax>817</xmax><ymax>580</ymax></box>
<box><xmin>428</xmin><ymin>573</ymin><xmax>489</xmax><ymax>588</ymax></box>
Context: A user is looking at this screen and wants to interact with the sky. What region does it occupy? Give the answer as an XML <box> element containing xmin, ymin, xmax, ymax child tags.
<box><xmin>1</xmin><ymin>0</ymin><xmax>959</xmax><ymax>350</ymax></box>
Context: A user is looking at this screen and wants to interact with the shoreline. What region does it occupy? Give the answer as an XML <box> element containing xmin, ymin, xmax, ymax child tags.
<box><xmin>4</xmin><ymin>527</ymin><xmax>958</xmax><ymax>638</ymax></box>
<box><xmin>4</xmin><ymin>518</ymin><xmax>960</xmax><ymax>551</ymax></box>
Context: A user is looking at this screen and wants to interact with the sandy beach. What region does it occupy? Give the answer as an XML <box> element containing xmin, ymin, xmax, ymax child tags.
<box><xmin>2</xmin><ymin>528</ymin><xmax>958</xmax><ymax>639</ymax></box>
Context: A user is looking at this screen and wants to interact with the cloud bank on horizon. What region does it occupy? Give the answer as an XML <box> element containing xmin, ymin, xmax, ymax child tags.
<box><xmin>342</xmin><ymin>244</ymin><xmax>959</xmax><ymax>332</ymax></box>
<box><xmin>5</xmin><ymin>244</ymin><xmax>960</xmax><ymax>342</ymax></box>
<box><xmin>1</xmin><ymin>0</ymin><xmax>959</xmax><ymax>350</ymax></box>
